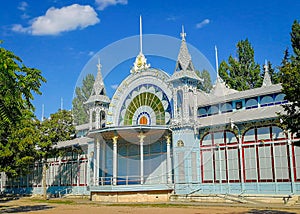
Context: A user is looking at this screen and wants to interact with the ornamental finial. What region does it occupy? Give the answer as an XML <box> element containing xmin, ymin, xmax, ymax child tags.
<box><xmin>97</xmin><ymin>56</ymin><xmax>101</xmax><ymax>71</ymax></box>
<box><xmin>263</xmin><ymin>59</ymin><xmax>269</xmax><ymax>72</ymax></box>
<box><xmin>180</xmin><ymin>25</ymin><xmax>186</xmax><ymax>41</ymax></box>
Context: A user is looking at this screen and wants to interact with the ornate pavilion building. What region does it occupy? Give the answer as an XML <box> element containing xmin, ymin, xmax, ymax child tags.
<box><xmin>3</xmin><ymin>22</ymin><xmax>300</xmax><ymax>203</ymax></box>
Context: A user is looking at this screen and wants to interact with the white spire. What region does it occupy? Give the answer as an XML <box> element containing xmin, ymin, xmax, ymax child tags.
<box><xmin>262</xmin><ymin>59</ymin><xmax>272</xmax><ymax>87</ymax></box>
<box><xmin>130</xmin><ymin>16</ymin><xmax>150</xmax><ymax>73</ymax></box>
<box><xmin>60</xmin><ymin>97</ymin><xmax>63</xmax><ymax>110</ymax></box>
<box><xmin>41</xmin><ymin>104</ymin><xmax>44</xmax><ymax>121</ymax></box>
<box><xmin>97</xmin><ymin>56</ymin><xmax>101</xmax><ymax>71</ymax></box>
<box><xmin>263</xmin><ymin>59</ymin><xmax>269</xmax><ymax>72</ymax></box>
<box><xmin>215</xmin><ymin>45</ymin><xmax>219</xmax><ymax>79</ymax></box>
<box><xmin>180</xmin><ymin>25</ymin><xmax>186</xmax><ymax>41</ymax></box>
<box><xmin>140</xmin><ymin>15</ymin><xmax>143</xmax><ymax>54</ymax></box>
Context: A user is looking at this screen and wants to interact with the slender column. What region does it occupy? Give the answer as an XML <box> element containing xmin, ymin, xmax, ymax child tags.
<box><xmin>77</xmin><ymin>154</ymin><xmax>80</xmax><ymax>186</ymax></box>
<box><xmin>101</xmin><ymin>141</ymin><xmax>106</xmax><ymax>180</ymax></box>
<box><xmin>166</xmin><ymin>136</ymin><xmax>172</xmax><ymax>184</ymax></box>
<box><xmin>89</xmin><ymin>108</ymin><xmax>93</xmax><ymax>130</ymax></box>
<box><xmin>173</xmin><ymin>89</ymin><xmax>178</xmax><ymax>119</ymax></box>
<box><xmin>193</xmin><ymin>89</ymin><xmax>197</xmax><ymax>121</ymax></box>
<box><xmin>112</xmin><ymin>136</ymin><xmax>118</xmax><ymax>185</ymax></box>
<box><xmin>138</xmin><ymin>133</ymin><xmax>145</xmax><ymax>184</ymax></box>
<box><xmin>238</xmin><ymin>131</ymin><xmax>245</xmax><ymax>193</ymax></box>
<box><xmin>218</xmin><ymin>144</ymin><xmax>222</xmax><ymax>193</ymax></box>
<box><xmin>287</xmin><ymin>134</ymin><xmax>295</xmax><ymax>194</ymax></box>
<box><xmin>95</xmin><ymin>108</ymin><xmax>100</xmax><ymax>129</ymax></box>
<box><xmin>183</xmin><ymin>86</ymin><xmax>189</xmax><ymax>120</ymax></box>
<box><xmin>93</xmin><ymin>148</ymin><xmax>96</xmax><ymax>185</ymax></box>
<box><xmin>96</xmin><ymin>139</ymin><xmax>100</xmax><ymax>186</ymax></box>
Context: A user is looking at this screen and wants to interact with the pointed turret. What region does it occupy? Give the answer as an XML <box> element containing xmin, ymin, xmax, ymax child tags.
<box><xmin>85</xmin><ymin>58</ymin><xmax>110</xmax><ymax>130</ymax></box>
<box><xmin>262</xmin><ymin>60</ymin><xmax>272</xmax><ymax>87</ymax></box>
<box><xmin>168</xmin><ymin>26</ymin><xmax>202</xmax><ymax>82</ymax></box>
<box><xmin>86</xmin><ymin>58</ymin><xmax>110</xmax><ymax>104</ymax></box>
<box><xmin>168</xmin><ymin>26</ymin><xmax>201</xmax><ymax>125</ymax></box>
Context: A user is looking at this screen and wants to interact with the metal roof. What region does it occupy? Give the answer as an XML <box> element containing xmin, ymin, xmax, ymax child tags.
<box><xmin>197</xmin><ymin>105</ymin><xmax>283</xmax><ymax>128</ymax></box>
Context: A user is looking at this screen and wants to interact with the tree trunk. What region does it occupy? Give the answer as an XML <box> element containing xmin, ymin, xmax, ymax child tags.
<box><xmin>42</xmin><ymin>161</ymin><xmax>47</xmax><ymax>200</ymax></box>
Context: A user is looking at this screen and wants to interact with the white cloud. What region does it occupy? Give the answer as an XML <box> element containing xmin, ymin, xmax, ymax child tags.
<box><xmin>12</xmin><ymin>24</ymin><xmax>29</xmax><ymax>33</ymax></box>
<box><xmin>18</xmin><ymin>1</ymin><xmax>28</xmax><ymax>11</ymax></box>
<box><xmin>95</xmin><ymin>0</ymin><xmax>128</xmax><ymax>10</ymax></box>
<box><xmin>88</xmin><ymin>51</ymin><xmax>95</xmax><ymax>56</ymax></box>
<box><xmin>196</xmin><ymin>19</ymin><xmax>210</xmax><ymax>29</ymax></box>
<box><xmin>111</xmin><ymin>84</ymin><xmax>119</xmax><ymax>90</ymax></box>
<box><xmin>12</xmin><ymin>4</ymin><xmax>100</xmax><ymax>36</ymax></box>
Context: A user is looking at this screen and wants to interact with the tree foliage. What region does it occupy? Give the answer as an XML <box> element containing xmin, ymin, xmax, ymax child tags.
<box><xmin>72</xmin><ymin>74</ymin><xmax>95</xmax><ymax>125</ymax></box>
<box><xmin>37</xmin><ymin>109</ymin><xmax>76</xmax><ymax>160</ymax></box>
<box><xmin>219</xmin><ymin>39</ymin><xmax>262</xmax><ymax>91</ymax></box>
<box><xmin>279</xmin><ymin>20</ymin><xmax>300</xmax><ymax>140</ymax></box>
<box><xmin>0</xmin><ymin>41</ymin><xmax>46</xmax><ymax>176</ymax></box>
<box><xmin>37</xmin><ymin>109</ymin><xmax>75</xmax><ymax>199</ymax></box>
<box><xmin>196</xmin><ymin>69</ymin><xmax>213</xmax><ymax>93</ymax></box>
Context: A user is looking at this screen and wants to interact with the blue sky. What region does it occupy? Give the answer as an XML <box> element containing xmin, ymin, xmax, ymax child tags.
<box><xmin>1</xmin><ymin>0</ymin><xmax>299</xmax><ymax>119</ymax></box>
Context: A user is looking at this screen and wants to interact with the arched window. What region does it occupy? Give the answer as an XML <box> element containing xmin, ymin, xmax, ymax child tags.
<box><xmin>221</xmin><ymin>103</ymin><xmax>233</xmax><ymax>113</ymax></box>
<box><xmin>207</xmin><ymin>105</ymin><xmax>219</xmax><ymax>115</ymax></box>
<box><xmin>274</xmin><ymin>93</ymin><xmax>287</xmax><ymax>104</ymax></box>
<box><xmin>197</xmin><ymin>107</ymin><xmax>207</xmax><ymax>117</ymax></box>
<box><xmin>260</xmin><ymin>95</ymin><xmax>274</xmax><ymax>107</ymax></box>
<box><xmin>245</xmin><ymin>98</ymin><xmax>258</xmax><ymax>109</ymax></box>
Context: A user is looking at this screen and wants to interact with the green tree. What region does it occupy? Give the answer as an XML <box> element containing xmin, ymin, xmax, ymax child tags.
<box><xmin>72</xmin><ymin>74</ymin><xmax>95</xmax><ymax>125</ymax></box>
<box><xmin>37</xmin><ymin>109</ymin><xmax>75</xmax><ymax>199</ymax></box>
<box><xmin>196</xmin><ymin>69</ymin><xmax>212</xmax><ymax>93</ymax></box>
<box><xmin>279</xmin><ymin>20</ymin><xmax>300</xmax><ymax>141</ymax></box>
<box><xmin>219</xmin><ymin>39</ymin><xmax>262</xmax><ymax>91</ymax></box>
<box><xmin>0</xmin><ymin>41</ymin><xmax>46</xmax><ymax>175</ymax></box>
<box><xmin>1</xmin><ymin>110</ymin><xmax>40</xmax><ymax>176</ymax></box>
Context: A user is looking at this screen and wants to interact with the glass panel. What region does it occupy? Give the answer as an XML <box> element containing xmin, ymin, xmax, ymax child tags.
<box><xmin>198</xmin><ymin>107</ymin><xmax>207</xmax><ymax>116</ymax></box>
<box><xmin>272</xmin><ymin>126</ymin><xmax>286</xmax><ymax>140</ymax></box>
<box><xmin>246</xmin><ymin>98</ymin><xmax>258</xmax><ymax>108</ymax></box>
<box><xmin>261</xmin><ymin>95</ymin><xmax>274</xmax><ymax>105</ymax></box>
<box><xmin>221</xmin><ymin>103</ymin><xmax>233</xmax><ymax>112</ymax></box>
<box><xmin>214</xmin><ymin>132</ymin><xmax>224</xmax><ymax>145</ymax></box>
<box><xmin>227</xmin><ymin>148</ymin><xmax>240</xmax><ymax>181</ymax></box>
<box><xmin>202</xmin><ymin>150</ymin><xmax>214</xmax><ymax>181</ymax></box>
<box><xmin>244</xmin><ymin>147</ymin><xmax>257</xmax><ymax>180</ymax></box>
<box><xmin>202</xmin><ymin>133</ymin><xmax>212</xmax><ymax>146</ymax></box>
<box><xmin>274</xmin><ymin>93</ymin><xmax>286</xmax><ymax>102</ymax></box>
<box><xmin>226</xmin><ymin>131</ymin><xmax>237</xmax><ymax>144</ymax></box>
<box><xmin>208</xmin><ymin>105</ymin><xmax>219</xmax><ymax>115</ymax></box>
<box><xmin>257</xmin><ymin>127</ymin><xmax>271</xmax><ymax>141</ymax></box>
<box><xmin>244</xmin><ymin>128</ymin><xmax>255</xmax><ymax>142</ymax></box>
<box><xmin>258</xmin><ymin>146</ymin><xmax>273</xmax><ymax>180</ymax></box>
<box><xmin>274</xmin><ymin>144</ymin><xmax>289</xmax><ymax>181</ymax></box>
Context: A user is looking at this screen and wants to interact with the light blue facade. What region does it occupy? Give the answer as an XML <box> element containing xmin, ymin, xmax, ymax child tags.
<box><xmin>3</xmin><ymin>29</ymin><xmax>300</xmax><ymax>200</ymax></box>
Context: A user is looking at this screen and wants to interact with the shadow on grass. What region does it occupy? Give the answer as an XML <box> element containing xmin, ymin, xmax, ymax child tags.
<box><xmin>1</xmin><ymin>204</ymin><xmax>53</xmax><ymax>213</ymax></box>
<box><xmin>247</xmin><ymin>209</ymin><xmax>297</xmax><ymax>214</ymax></box>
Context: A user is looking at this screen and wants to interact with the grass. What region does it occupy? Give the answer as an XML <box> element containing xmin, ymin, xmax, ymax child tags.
<box><xmin>30</xmin><ymin>199</ymin><xmax>75</xmax><ymax>205</ymax></box>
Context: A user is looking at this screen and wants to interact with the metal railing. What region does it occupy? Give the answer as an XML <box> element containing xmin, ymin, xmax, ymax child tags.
<box><xmin>93</xmin><ymin>175</ymin><xmax>172</xmax><ymax>186</ymax></box>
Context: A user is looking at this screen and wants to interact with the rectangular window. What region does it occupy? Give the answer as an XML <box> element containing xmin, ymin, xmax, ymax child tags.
<box><xmin>178</xmin><ymin>152</ymin><xmax>185</xmax><ymax>183</ymax></box>
<box><xmin>244</xmin><ymin>146</ymin><xmax>257</xmax><ymax>181</ymax></box>
<box><xmin>274</xmin><ymin>144</ymin><xmax>289</xmax><ymax>181</ymax></box>
<box><xmin>191</xmin><ymin>152</ymin><xmax>198</xmax><ymax>182</ymax></box>
<box><xmin>227</xmin><ymin>148</ymin><xmax>240</xmax><ymax>181</ymax></box>
<box><xmin>258</xmin><ymin>145</ymin><xmax>273</xmax><ymax>181</ymax></box>
<box><xmin>214</xmin><ymin>149</ymin><xmax>226</xmax><ymax>182</ymax></box>
<box><xmin>201</xmin><ymin>150</ymin><xmax>214</xmax><ymax>182</ymax></box>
